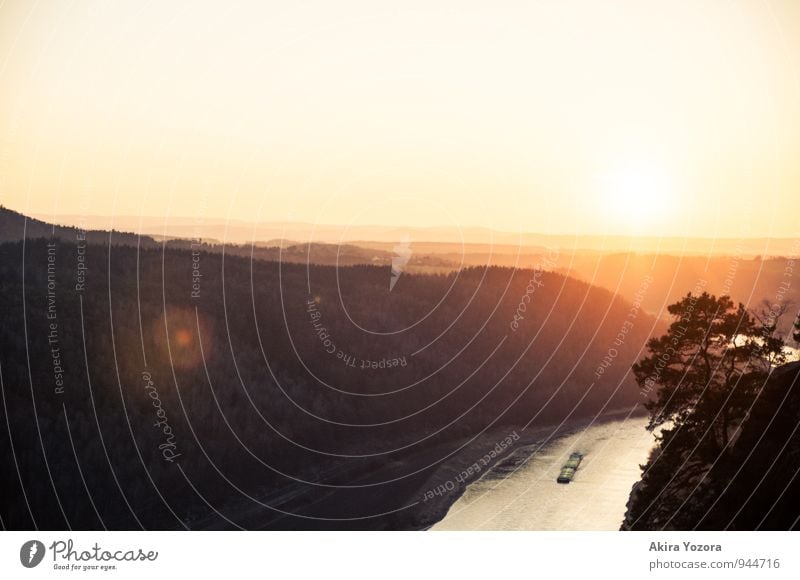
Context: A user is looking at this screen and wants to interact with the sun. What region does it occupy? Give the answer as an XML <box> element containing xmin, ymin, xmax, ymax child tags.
<box><xmin>596</xmin><ymin>163</ymin><xmax>674</xmax><ymax>233</ymax></box>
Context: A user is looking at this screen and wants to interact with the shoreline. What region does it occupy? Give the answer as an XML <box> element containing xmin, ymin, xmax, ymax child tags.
<box><xmin>410</xmin><ymin>406</ymin><xmax>648</xmax><ymax>530</ymax></box>
<box><xmin>189</xmin><ymin>407</ymin><xmax>648</xmax><ymax>530</ymax></box>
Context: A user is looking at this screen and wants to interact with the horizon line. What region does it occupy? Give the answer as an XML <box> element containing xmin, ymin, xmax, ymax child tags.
<box><xmin>14</xmin><ymin>207</ymin><xmax>799</xmax><ymax>243</ymax></box>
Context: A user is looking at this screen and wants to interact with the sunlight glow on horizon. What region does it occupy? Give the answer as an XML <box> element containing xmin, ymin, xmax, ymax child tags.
<box><xmin>1</xmin><ymin>0</ymin><xmax>799</xmax><ymax>239</ymax></box>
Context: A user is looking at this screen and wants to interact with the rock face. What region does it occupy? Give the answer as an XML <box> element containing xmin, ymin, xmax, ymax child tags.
<box><xmin>622</xmin><ymin>361</ymin><xmax>800</xmax><ymax>530</ymax></box>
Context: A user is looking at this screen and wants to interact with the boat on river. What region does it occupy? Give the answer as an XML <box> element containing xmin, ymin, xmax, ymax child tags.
<box><xmin>556</xmin><ymin>452</ymin><xmax>583</xmax><ymax>483</ymax></box>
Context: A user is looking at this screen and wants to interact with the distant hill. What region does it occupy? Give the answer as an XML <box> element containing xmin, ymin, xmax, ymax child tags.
<box><xmin>3</xmin><ymin>206</ymin><xmax>456</xmax><ymax>271</ymax></box>
<box><xmin>10</xmin><ymin>206</ymin><xmax>800</xmax><ymax>335</ymax></box>
<box><xmin>1</xmin><ymin>205</ymin><xmax>161</xmax><ymax>247</ymax></box>
<box><xmin>32</xmin><ymin>209</ymin><xmax>800</xmax><ymax>256</ymax></box>
<box><xmin>560</xmin><ymin>252</ymin><xmax>800</xmax><ymax>337</ymax></box>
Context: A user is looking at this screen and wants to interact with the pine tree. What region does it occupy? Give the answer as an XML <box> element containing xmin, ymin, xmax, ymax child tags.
<box><xmin>633</xmin><ymin>292</ymin><xmax>785</xmax><ymax>458</ymax></box>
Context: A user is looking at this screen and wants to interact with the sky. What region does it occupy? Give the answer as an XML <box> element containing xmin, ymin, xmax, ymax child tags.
<box><xmin>1</xmin><ymin>0</ymin><xmax>799</xmax><ymax>239</ymax></box>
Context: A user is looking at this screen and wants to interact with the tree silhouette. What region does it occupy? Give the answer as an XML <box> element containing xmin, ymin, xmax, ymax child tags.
<box><xmin>633</xmin><ymin>292</ymin><xmax>786</xmax><ymax>458</ymax></box>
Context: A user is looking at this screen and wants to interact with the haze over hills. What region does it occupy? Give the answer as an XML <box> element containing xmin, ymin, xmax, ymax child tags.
<box><xmin>0</xmin><ymin>206</ymin><xmax>453</xmax><ymax>273</ymax></box>
<box><xmin>31</xmin><ymin>210</ymin><xmax>800</xmax><ymax>257</ymax></box>
<box><xmin>1</xmin><ymin>206</ymin><xmax>162</xmax><ymax>247</ymax></box>
<box><xmin>9</xmin><ymin>206</ymin><xmax>800</xmax><ymax>337</ymax></box>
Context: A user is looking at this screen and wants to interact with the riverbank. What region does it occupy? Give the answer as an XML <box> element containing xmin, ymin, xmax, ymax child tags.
<box><xmin>409</xmin><ymin>406</ymin><xmax>650</xmax><ymax>530</ymax></box>
<box><xmin>188</xmin><ymin>407</ymin><xmax>649</xmax><ymax>530</ymax></box>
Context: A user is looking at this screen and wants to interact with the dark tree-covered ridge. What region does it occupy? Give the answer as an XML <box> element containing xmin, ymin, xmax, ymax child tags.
<box><xmin>0</xmin><ymin>237</ymin><xmax>655</xmax><ymax>530</ymax></box>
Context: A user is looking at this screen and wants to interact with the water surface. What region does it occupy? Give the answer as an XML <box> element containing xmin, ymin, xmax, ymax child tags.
<box><xmin>432</xmin><ymin>415</ymin><xmax>654</xmax><ymax>530</ymax></box>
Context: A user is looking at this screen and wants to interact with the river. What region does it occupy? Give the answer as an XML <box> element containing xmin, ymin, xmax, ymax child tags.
<box><xmin>432</xmin><ymin>413</ymin><xmax>655</xmax><ymax>530</ymax></box>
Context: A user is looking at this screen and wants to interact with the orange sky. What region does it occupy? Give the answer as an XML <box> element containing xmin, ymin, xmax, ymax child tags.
<box><xmin>1</xmin><ymin>0</ymin><xmax>799</xmax><ymax>239</ymax></box>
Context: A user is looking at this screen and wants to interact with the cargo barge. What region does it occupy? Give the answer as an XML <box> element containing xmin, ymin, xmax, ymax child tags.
<box><xmin>556</xmin><ymin>452</ymin><xmax>583</xmax><ymax>483</ymax></box>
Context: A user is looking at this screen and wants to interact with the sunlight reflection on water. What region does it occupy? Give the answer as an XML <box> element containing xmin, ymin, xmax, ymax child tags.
<box><xmin>432</xmin><ymin>416</ymin><xmax>654</xmax><ymax>531</ymax></box>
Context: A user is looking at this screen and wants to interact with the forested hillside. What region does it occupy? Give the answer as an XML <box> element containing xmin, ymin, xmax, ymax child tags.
<box><xmin>0</xmin><ymin>235</ymin><xmax>657</xmax><ymax>529</ymax></box>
